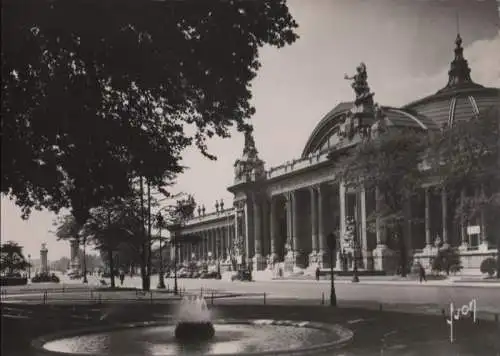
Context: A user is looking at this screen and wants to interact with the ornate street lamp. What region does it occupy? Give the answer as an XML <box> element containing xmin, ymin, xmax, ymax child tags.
<box><xmin>352</xmin><ymin>238</ymin><xmax>360</xmax><ymax>283</ymax></box>
<box><xmin>157</xmin><ymin>212</ymin><xmax>166</xmax><ymax>289</ymax></box>
<box><xmin>27</xmin><ymin>254</ymin><xmax>31</xmax><ymax>280</ymax></box>
<box><xmin>79</xmin><ymin>231</ymin><xmax>88</xmax><ymax>284</ymax></box>
<box><xmin>326</xmin><ymin>232</ymin><xmax>338</xmax><ymax>307</ymax></box>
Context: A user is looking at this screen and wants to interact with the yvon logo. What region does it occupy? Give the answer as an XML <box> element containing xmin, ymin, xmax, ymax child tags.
<box><xmin>446</xmin><ymin>299</ymin><xmax>477</xmax><ymax>343</ymax></box>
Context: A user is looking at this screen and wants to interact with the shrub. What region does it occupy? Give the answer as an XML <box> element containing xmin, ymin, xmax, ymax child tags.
<box><xmin>432</xmin><ymin>247</ymin><xmax>463</xmax><ymax>275</ymax></box>
<box><xmin>31</xmin><ymin>272</ymin><xmax>60</xmax><ymax>283</ymax></box>
<box><xmin>480</xmin><ymin>257</ymin><xmax>497</xmax><ymax>277</ymax></box>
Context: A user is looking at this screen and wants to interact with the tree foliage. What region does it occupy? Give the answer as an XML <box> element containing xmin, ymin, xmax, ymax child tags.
<box><xmin>0</xmin><ymin>241</ymin><xmax>30</xmax><ymax>275</ymax></box>
<box><xmin>431</xmin><ymin>246</ymin><xmax>463</xmax><ymax>276</ymax></box>
<box><xmin>429</xmin><ymin>107</ymin><xmax>500</xmax><ymax>277</ymax></box>
<box><xmin>337</xmin><ymin>130</ymin><xmax>425</xmax><ymax>227</ymax></box>
<box><xmin>429</xmin><ymin>108</ymin><xmax>500</xmax><ymax>220</ymax></box>
<box><xmin>335</xmin><ymin>128</ymin><xmax>426</xmax><ymax>276</ymax></box>
<box><xmin>1</xmin><ymin>0</ymin><xmax>298</xmax><ymax>224</ymax></box>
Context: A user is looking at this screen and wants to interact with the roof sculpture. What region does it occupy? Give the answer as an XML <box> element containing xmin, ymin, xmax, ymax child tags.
<box><xmin>233</xmin><ymin>127</ymin><xmax>265</xmax><ymax>182</ymax></box>
<box><xmin>302</xmin><ymin>33</ymin><xmax>499</xmax><ymax>157</ymax></box>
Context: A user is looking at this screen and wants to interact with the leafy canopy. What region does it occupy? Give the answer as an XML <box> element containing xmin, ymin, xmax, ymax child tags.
<box><xmin>1</xmin><ymin>241</ymin><xmax>30</xmax><ymax>275</ymax></box>
<box><xmin>336</xmin><ymin>128</ymin><xmax>426</xmax><ymax>231</ymax></box>
<box><xmin>1</xmin><ymin>0</ymin><xmax>298</xmax><ymax>223</ymax></box>
<box><xmin>428</xmin><ymin>108</ymin><xmax>500</xmax><ymax>220</ymax></box>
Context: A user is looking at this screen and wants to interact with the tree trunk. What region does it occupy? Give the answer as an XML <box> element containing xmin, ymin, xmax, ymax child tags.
<box><xmin>147</xmin><ymin>181</ymin><xmax>152</xmax><ymax>283</ymax></box>
<box><xmin>108</xmin><ymin>247</ymin><xmax>116</xmax><ymax>288</ymax></box>
<box><xmin>398</xmin><ymin>224</ymin><xmax>407</xmax><ymax>277</ymax></box>
<box><xmin>139</xmin><ymin>176</ymin><xmax>149</xmax><ymax>291</ymax></box>
<box><xmin>497</xmin><ymin>115</ymin><xmax>500</xmax><ymax>279</ymax></box>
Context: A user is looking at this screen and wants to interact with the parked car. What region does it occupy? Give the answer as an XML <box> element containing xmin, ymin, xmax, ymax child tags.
<box><xmin>201</xmin><ymin>271</ymin><xmax>220</xmax><ymax>279</ymax></box>
<box><xmin>231</xmin><ymin>270</ymin><xmax>252</xmax><ymax>282</ymax></box>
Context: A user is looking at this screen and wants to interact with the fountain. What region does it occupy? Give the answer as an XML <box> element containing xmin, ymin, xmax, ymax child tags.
<box><xmin>174</xmin><ymin>296</ymin><xmax>215</xmax><ymax>341</ymax></box>
<box><xmin>34</xmin><ymin>295</ymin><xmax>353</xmax><ymax>355</ymax></box>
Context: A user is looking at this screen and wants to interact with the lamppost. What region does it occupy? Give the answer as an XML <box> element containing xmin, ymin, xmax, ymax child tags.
<box><xmin>352</xmin><ymin>239</ymin><xmax>360</xmax><ymax>283</ymax></box>
<box><xmin>172</xmin><ymin>239</ymin><xmax>179</xmax><ymax>295</ymax></box>
<box><xmin>326</xmin><ymin>232</ymin><xmax>338</xmax><ymax>307</ymax></box>
<box><xmin>27</xmin><ymin>254</ymin><xmax>31</xmax><ymax>280</ymax></box>
<box><xmin>215</xmin><ymin>235</ymin><xmax>222</xmax><ymax>279</ymax></box>
<box><xmin>156</xmin><ymin>212</ymin><xmax>166</xmax><ymax>289</ymax></box>
<box><xmin>80</xmin><ymin>231</ymin><xmax>88</xmax><ymax>284</ymax></box>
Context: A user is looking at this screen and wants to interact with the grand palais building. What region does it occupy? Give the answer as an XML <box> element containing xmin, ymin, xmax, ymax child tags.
<box><xmin>169</xmin><ymin>34</ymin><xmax>499</xmax><ymax>275</ymax></box>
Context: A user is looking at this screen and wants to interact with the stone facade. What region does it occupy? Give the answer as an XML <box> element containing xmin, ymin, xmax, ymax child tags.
<box><xmin>170</xmin><ymin>34</ymin><xmax>499</xmax><ymax>274</ymax></box>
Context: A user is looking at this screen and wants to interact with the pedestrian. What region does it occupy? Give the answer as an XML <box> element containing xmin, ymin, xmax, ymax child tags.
<box><xmin>119</xmin><ymin>269</ymin><xmax>125</xmax><ymax>286</ymax></box>
<box><xmin>419</xmin><ymin>264</ymin><xmax>426</xmax><ymax>283</ymax></box>
<box><xmin>315</xmin><ymin>266</ymin><xmax>320</xmax><ymax>281</ymax></box>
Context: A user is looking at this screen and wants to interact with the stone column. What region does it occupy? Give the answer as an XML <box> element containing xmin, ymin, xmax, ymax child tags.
<box><xmin>201</xmin><ymin>231</ymin><xmax>206</xmax><ymax>260</ymax></box>
<box><xmin>284</xmin><ymin>191</ymin><xmax>294</xmax><ymax>271</ymax></box>
<box><xmin>244</xmin><ymin>199</ymin><xmax>252</xmax><ymax>264</ymax></box>
<box><xmin>212</xmin><ymin>230</ymin><xmax>217</xmax><ymax>260</ymax></box>
<box><xmin>252</xmin><ymin>195</ymin><xmax>265</xmax><ymax>270</ymax></box>
<box><xmin>216</xmin><ymin>228</ymin><xmax>221</xmax><ymax>261</ymax></box>
<box><xmin>262</xmin><ymin>198</ymin><xmax>270</xmax><ymax>260</ymax></box>
<box><xmin>309</xmin><ymin>186</ymin><xmax>319</xmax><ymax>266</ymax></box>
<box><xmin>339</xmin><ymin>182</ymin><xmax>346</xmax><ymax>238</ymax></box>
<box><xmin>360</xmin><ymin>188</ymin><xmax>369</xmax><ymax>269</ymax></box>
<box><xmin>441</xmin><ymin>187</ymin><xmax>449</xmax><ymax>247</ymax></box>
<box><xmin>373</xmin><ymin>186</ymin><xmax>392</xmax><ymax>271</ymax></box>
<box><xmin>269</xmin><ymin>197</ymin><xmax>279</xmax><ymax>262</ymax></box>
<box><xmin>40</xmin><ymin>243</ymin><xmax>48</xmax><ymax>274</ymax></box>
<box><xmin>317</xmin><ymin>185</ymin><xmax>328</xmax><ymax>267</ymax></box>
<box><xmin>70</xmin><ymin>239</ymin><xmax>80</xmax><ymax>271</ymax></box>
<box><xmin>459</xmin><ymin>188</ymin><xmax>469</xmax><ymax>251</ymax></box>
<box><xmin>291</xmin><ymin>190</ymin><xmax>302</xmax><ymax>267</ymax></box>
<box><xmin>424</xmin><ymin>188</ymin><xmax>432</xmax><ymax>250</ymax></box>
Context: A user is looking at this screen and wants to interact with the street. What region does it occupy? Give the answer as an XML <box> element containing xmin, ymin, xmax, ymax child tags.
<box><xmin>3</xmin><ymin>273</ymin><xmax>499</xmax><ymax>314</ymax></box>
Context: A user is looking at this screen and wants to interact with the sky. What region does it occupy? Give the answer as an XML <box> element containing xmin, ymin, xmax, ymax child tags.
<box><xmin>2</xmin><ymin>0</ymin><xmax>500</xmax><ymax>261</ymax></box>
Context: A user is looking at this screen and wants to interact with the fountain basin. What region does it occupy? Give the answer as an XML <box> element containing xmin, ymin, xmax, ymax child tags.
<box><xmin>33</xmin><ymin>319</ymin><xmax>353</xmax><ymax>356</ymax></box>
<box><xmin>175</xmin><ymin>321</ymin><xmax>215</xmax><ymax>341</ymax></box>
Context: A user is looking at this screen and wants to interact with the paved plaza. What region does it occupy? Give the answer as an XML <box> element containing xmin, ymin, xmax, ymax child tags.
<box><xmin>4</xmin><ymin>274</ymin><xmax>499</xmax><ymax>316</ymax></box>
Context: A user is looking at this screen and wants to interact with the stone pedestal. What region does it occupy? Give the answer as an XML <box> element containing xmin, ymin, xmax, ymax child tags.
<box><xmin>308</xmin><ymin>251</ymin><xmax>318</xmax><ymax>268</ymax></box>
<box><xmin>372</xmin><ymin>244</ymin><xmax>393</xmax><ymax>272</ymax></box>
<box><xmin>459</xmin><ymin>243</ymin><xmax>469</xmax><ymax>252</ymax></box>
<box><xmin>284</xmin><ymin>252</ymin><xmax>294</xmax><ymax>272</ymax></box>
<box><xmin>252</xmin><ymin>254</ymin><xmax>266</xmax><ymax>271</ymax></box>
<box><xmin>315</xmin><ymin>251</ymin><xmax>333</xmax><ymax>269</ymax></box>
<box><xmin>40</xmin><ymin>244</ymin><xmax>48</xmax><ymax>274</ymax></box>
<box><xmin>478</xmin><ymin>241</ymin><xmax>490</xmax><ymax>252</ymax></box>
<box><xmin>363</xmin><ymin>250</ymin><xmax>374</xmax><ymax>271</ymax></box>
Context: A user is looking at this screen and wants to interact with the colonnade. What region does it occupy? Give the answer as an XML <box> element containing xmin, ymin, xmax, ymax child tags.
<box><xmin>171</xmin><ymin>185</ymin><xmax>490</xmax><ymax>272</ymax></box>
<box><xmin>235</xmin><ymin>183</ymin><xmax>490</xmax><ymax>271</ymax></box>
<box><xmin>176</xmin><ymin>225</ymin><xmax>235</xmax><ymax>264</ymax></box>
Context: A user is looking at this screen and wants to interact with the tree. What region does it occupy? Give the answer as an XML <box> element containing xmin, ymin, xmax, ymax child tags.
<box><xmin>0</xmin><ymin>242</ymin><xmax>30</xmax><ymax>276</ymax></box>
<box><xmin>336</xmin><ymin>128</ymin><xmax>426</xmax><ymax>277</ymax></box>
<box><xmin>83</xmin><ymin>197</ymin><xmax>144</xmax><ymax>288</ymax></box>
<box><xmin>2</xmin><ymin>0</ymin><xmax>298</xmax><ymax>225</ymax></box>
<box><xmin>431</xmin><ymin>246</ymin><xmax>463</xmax><ymax>276</ymax></box>
<box><xmin>429</xmin><ymin>108</ymin><xmax>500</xmax><ymax>277</ymax></box>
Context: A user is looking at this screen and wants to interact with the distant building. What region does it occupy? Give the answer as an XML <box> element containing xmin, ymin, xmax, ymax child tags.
<box><xmin>169</xmin><ymin>34</ymin><xmax>499</xmax><ymax>274</ymax></box>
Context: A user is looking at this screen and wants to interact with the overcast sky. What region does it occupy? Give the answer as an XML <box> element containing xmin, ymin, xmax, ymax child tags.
<box><xmin>2</xmin><ymin>0</ymin><xmax>499</xmax><ymax>261</ymax></box>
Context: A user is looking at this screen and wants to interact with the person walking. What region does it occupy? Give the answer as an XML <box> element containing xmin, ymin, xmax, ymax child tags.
<box><xmin>119</xmin><ymin>269</ymin><xmax>125</xmax><ymax>286</ymax></box>
<box><xmin>419</xmin><ymin>263</ymin><xmax>427</xmax><ymax>283</ymax></box>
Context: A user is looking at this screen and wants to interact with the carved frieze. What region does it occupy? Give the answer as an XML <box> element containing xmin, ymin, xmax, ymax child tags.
<box><xmin>267</xmin><ymin>165</ymin><xmax>339</xmax><ymax>197</ymax></box>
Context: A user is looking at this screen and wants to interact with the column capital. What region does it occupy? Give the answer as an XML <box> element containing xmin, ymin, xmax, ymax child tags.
<box><xmin>284</xmin><ymin>190</ymin><xmax>295</xmax><ymax>202</ymax></box>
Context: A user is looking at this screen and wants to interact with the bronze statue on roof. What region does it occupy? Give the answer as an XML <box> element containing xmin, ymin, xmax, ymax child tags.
<box><xmin>344</xmin><ymin>62</ymin><xmax>373</xmax><ymax>104</ymax></box>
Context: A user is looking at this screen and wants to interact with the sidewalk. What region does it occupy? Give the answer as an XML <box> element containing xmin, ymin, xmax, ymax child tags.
<box><xmin>266</xmin><ymin>278</ymin><xmax>500</xmax><ymax>288</ymax></box>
